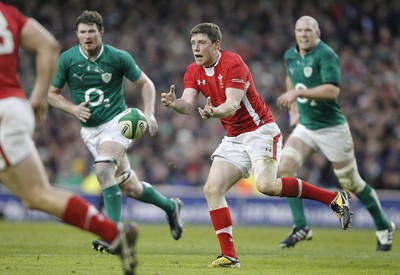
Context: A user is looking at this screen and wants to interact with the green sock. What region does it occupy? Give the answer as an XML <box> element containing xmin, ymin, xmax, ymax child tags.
<box><xmin>287</xmin><ymin>197</ymin><xmax>308</xmax><ymax>228</ymax></box>
<box><xmin>138</xmin><ymin>181</ymin><xmax>174</xmax><ymax>215</ymax></box>
<box><xmin>356</xmin><ymin>184</ymin><xmax>390</xmax><ymax>230</ymax></box>
<box><xmin>102</xmin><ymin>184</ymin><xmax>122</xmax><ymax>222</ymax></box>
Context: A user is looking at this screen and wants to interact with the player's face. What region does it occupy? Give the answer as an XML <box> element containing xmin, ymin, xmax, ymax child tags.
<box><xmin>76</xmin><ymin>23</ymin><xmax>103</xmax><ymax>57</ymax></box>
<box><xmin>295</xmin><ymin>19</ymin><xmax>320</xmax><ymax>54</ymax></box>
<box><xmin>190</xmin><ymin>33</ymin><xmax>220</xmax><ymax>67</ymax></box>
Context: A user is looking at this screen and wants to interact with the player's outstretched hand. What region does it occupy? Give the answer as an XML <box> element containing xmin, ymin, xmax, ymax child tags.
<box><xmin>161</xmin><ymin>85</ymin><xmax>176</xmax><ymax>109</ymax></box>
<box><xmin>198</xmin><ymin>97</ymin><xmax>214</xmax><ymax>119</ymax></box>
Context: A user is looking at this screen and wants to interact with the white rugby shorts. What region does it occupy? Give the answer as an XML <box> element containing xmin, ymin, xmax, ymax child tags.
<box><xmin>211</xmin><ymin>122</ymin><xmax>282</xmax><ymax>178</ymax></box>
<box><xmin>291</xmin><ymin>123</ymin><xmax>355</xmax><ymax>162</ymax></box>
<box><xmin>0</xmin><ymin>97</ymin><xmax>35</xmax><ymax>170</ymax></box>
<box><xmin>81</xmin><ymin>112</ymin><xmax>132</xmax><ymax>158</ymax></box>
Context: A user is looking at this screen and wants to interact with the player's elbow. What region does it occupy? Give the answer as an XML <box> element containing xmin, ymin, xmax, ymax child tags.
<box><xmin>224</xmin><ymin>102</ymin><xmax>241</xmax><ymax>117</ymax></box>
<box><xmin>47</xmin><ymin>87</ymin><xmax>58</xmax><ymax>105</ymax></box>
<box><xmin>45</xmin><ymin>37</ymin><xmax>61</xmax><ymax>55</ymax></box>
<box><xmin>333</xmin><ymin>86</ymin><xmax>341</xmax><ymax>97</ymax></box>
<box><xmin>325</xmin><ymin>84</ymin><xmax>340</xmax><ymax>99</ymax></box>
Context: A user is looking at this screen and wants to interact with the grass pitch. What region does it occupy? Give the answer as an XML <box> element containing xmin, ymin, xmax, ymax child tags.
<box><xmin>0</xmin><ymin>221</ymin><xmax>399</xmax><ymax>275</ymax></box>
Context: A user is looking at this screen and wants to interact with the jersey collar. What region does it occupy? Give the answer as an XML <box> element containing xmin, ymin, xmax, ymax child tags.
<box><xmin>204</xmin><ymin>51</ymin><xmax>221</xmax><ymax>76</ymax></box>
<box><xmin>295</xmin><ymin>39</ymin><xmax>321</xmax><ymax>56</ymax></box>
<box><xmin>79</xmin><ymin>44</ymin><xmax>104</xmax><ymax>61</ymax></box>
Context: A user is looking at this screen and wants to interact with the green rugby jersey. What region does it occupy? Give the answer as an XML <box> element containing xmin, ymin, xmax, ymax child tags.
<box><xmin>284</xmin><ymin>40</ymin><xmax>346</xmax><ymax>130</ymax></box>
<box><xmin>52</xmin><ymin>44</ymin><xmax>142</xmax><ymax>127</ymax></box>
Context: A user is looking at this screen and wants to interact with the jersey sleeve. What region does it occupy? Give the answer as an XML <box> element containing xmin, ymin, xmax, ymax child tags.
<box><xmin>51</xmin><ymin>53</ymin><xmax>69</xmax><ymax>89</ymax></box>
<box><xmin>319</xmin><ymin>50</ymin><xmax>341</xmax><ymax>85</ymax></box>
<box><xmin>10</xmin><ymin>5</ymin><xmax>27</xmax><ymax>31</ymax></box>
<box><xmin>0</xmin><ymin>3</ymin><xmax>28</xmax><ymax>99</ymax></box>
<box><xmin>119</xmin><ymin>50</ymin><xmax>142</xmax><ymax>82</ymax></box>
<box><xmin>283</xmin><ymin>48</ymin><xmax>292</xmax><ymax>74</ymax></box>
<box><xmin>183</xmin><ymin>64</ymin><xmax>200</xmax><ymax>91</ymax></box>
<box><xmin>226</xmin><ymin>62</ymin><xmax>247</xmax><ymax>90</ymax></box>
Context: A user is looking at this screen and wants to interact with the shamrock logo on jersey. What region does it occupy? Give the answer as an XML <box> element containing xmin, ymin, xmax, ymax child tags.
<box><xmin>303</xmin><ymin>67</ymin><xmax>312</xmax><ymax>78</ymax></box>
<box><xmin>101</xmin><ymin>73</ymin><xmax>112</xmax><ymax>83</ymax></box>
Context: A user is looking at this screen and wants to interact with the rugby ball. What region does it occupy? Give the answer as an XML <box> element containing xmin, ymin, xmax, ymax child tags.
<box><xmin>117</xmin><ymin>108</ymin><xmax>147</xmax><ymax>139</ymax></box>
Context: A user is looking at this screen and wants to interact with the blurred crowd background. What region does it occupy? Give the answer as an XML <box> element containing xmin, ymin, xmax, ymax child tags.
<box><xmin>6</xmin><ymin>0</ymin><xmax>400</xmax><ymax>192</ymax></box>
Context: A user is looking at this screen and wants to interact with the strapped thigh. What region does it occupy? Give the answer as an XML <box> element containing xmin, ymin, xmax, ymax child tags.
<box><xmin>94</xmin><ymin>156</ymin><xmax>119</xmax><ymax>167</ymax></box>
<box><xmin>281</xmin><ymin>146</ymin><xmax>304</xmax><ymax>167</ymax></box>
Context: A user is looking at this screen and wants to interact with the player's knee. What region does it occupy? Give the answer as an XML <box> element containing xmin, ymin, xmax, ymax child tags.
<box><xmin>94</xmin><ymin>156</ymin><xmax>118</xmax><ymax>186</ymax></box>
<box><xmin>334</xmin><ymin>161</ymin><xmax>366</xmax><ymax>194</ymax></box>
<box><xmin>253</xmin><ymin>157</ymin><xmax>278</xmax><ymax>195</ymax></box>
<box><xmin>95</xmin><ymin>167</ymin><xmax>113</xmax><ymax>185</ymax></box>
<box><xmin>203</xmin><ymin>182</ymin><xmax>213</xmax><ymax>198</ymax></box>
<box><xmin>255</xmin><ymin>178</ymin><xmax>274</xmax><ymax>195</ymax></box>
<box><xmin>21</xmin><ymin>192</ymin><xmax>47</xmax><ymax>211</ymax></box>
<box><xmin>22</xmin><ymin>199</ymin><xmax>35</xmax><ymax>210</ymax></box>
<box><xmin>203</xmin><ymin>181</ymin><xmax>224</xmax><ymax>199</ymax></box>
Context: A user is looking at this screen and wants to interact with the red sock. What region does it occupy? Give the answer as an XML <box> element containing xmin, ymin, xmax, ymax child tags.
<box><xmin>280</xmin><ymin>177</ymin><xmax>336</xmax><ymax>205</ymax></box>
<box><xmin>209</xmin><ymin>207</ymin><xmax>237</xmax><ymax>259</ymax></box>
<box><xmin>62</xmin><ymin>195</ymin><xmax>118</xmax><ymax>243</ymax></box>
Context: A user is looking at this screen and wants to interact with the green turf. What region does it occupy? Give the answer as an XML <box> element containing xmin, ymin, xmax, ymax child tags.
<box><xmin>0</xmin><ymin>221</ymin><xmax>399</xmax><ymax>274</ymax></box>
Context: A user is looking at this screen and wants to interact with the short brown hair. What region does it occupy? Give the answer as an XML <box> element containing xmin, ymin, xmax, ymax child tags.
<box><xmin>75</xmin><ymin>10</ymin><xmax>103</xmax><ymax>32</ymax></box>
<box><xmin>190</xmin><ymin>23</ymin><xmax>222</xmax><ymax>43</ymax></box>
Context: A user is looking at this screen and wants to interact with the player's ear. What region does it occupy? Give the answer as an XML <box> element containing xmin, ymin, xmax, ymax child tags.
<box><xmin>215</xmin><ymin>40</ymin><xmax>221</xmax><ymax>51</ymax></box>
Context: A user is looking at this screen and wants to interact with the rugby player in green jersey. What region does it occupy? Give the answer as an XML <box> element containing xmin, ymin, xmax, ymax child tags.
<box><xmin>277</xmin><ymin>15</ymin><xmax>395</xmax><ymax>251</ymax></box>
<box><xmin>47</xmin><ymin>10</ymin><xmax>183</xmax><ymax>251</ymax></box>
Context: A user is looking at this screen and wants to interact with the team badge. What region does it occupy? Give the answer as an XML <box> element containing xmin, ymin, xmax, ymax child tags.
<box><xmin>303</xmin><ymin>66</ymin><xmax>312</xmax><ymax>78</ymax></box>
<box><xmin>218</xmin><ymin>74</ymin><xmax>224</xmax><ymax>88</ymax></box>
<box><xmin>101</xmin><ymin>73</ymin><xmax>112</xmax><ymax>83</ymax></box>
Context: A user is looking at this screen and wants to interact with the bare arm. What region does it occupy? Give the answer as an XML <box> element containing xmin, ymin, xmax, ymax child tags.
<box><xmin>285</xmin><ymin>76</ymin><xmax>299</xmax><ymax>127</ymax></box>
<box><xmin>277</xmin><ymin>76</ymin><xmax>340</xmax><ymax>111</ymax></box>
<box><xmin>161</xmin><ymin>85</ymin><xmax>198</xmax><ymax>115</ymax></box>
<box><xmin>198</xmin><ymin>87</ymin><xmax>243</xmax><ymax>119</ymax></box>
<box><xmin>134</xmin><ymin>72</ymin><xmax>158</xmax><ymax>135</ymax></box>
<box><xmin>297</xmin><ymin>83</ymin><xmax>340</xmax><ymax>100</ymax></box>
<box><xmin>20</xmin><ymin>18</ymin><xmax>60</xmax><ymax>125</ymax></box>
<box><xmin>47</xmin><ymin>85</ymin><xmax>91</xmax><ymax>123</ymax></box>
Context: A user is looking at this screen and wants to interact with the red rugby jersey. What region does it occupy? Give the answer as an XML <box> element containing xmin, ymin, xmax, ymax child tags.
<box><xmin>0</xmin><ymin>3</ymin><xmax>28</xmax><ymax>99</ymax></box>
<box><xmin>184</xmin><ymin>50</ymin><xmax>275</xmax><ymax>137</ymax></box>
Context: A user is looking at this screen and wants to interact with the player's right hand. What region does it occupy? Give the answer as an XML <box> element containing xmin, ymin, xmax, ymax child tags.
<box><xmin>74</xmin><ymin>100</ymin><xmax>91</xmax><ymax>122</ymax></box>
<box><xmin>30</xmin><ymin>96</ymin><xmax>48</xmax><ymax>127</ymax></box>
<box><xmin>198</xmin><ymin>96</ymin><xmax>214</xmax><ymax>119</ymax></box>
<box><xmin>144</xmin><ymin>112</ymin><xmax>158</xmax><ymax>136</ymax></box>
<box><xmin>161</xmin><ymin>85</ymin><xmax>176</xmax><ymax>109</ymax></box>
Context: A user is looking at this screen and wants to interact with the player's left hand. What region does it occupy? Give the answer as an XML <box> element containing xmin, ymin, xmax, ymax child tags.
<box><xmin>161</xmin><ymin>85</ymin><xmax>177</xmax><ymax>109</ymax></box>
<box><xmin>198</xmin><ymin>97</ymin><xmax>214</xmax><ymax>119</ymax></box>
<box><xmin>145</xmin><ymin>112</ymin><xmax>158</xmax><ymax>136</ymax></box>
<box><xmin>30</xmin><ymin>97</ymin><xmax>48</xmax><ymax>127</ymax></box>
<box><xmin>277</xmin><ymin>90</ymin><xmax>301</xmax><ymax>111</ymax></box>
